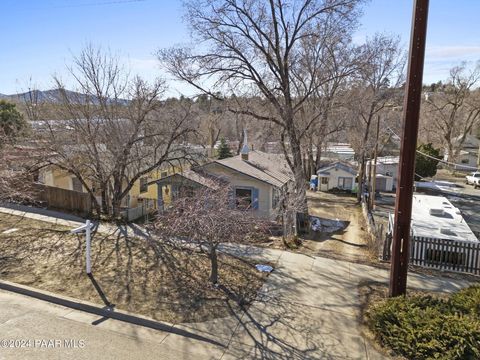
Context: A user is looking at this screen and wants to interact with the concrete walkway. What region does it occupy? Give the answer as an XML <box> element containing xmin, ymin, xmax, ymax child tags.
<box><xmin>0</xmin><ymin>205</ymin><xmax>475</xmax><ymax>359</ymax></box>
<box><xmin>0</xmin><ymin>246</ymin><xmax>473</xmax><ymax>359</ymax></box>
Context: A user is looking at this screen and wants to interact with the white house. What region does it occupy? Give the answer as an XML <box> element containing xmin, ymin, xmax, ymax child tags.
<box><xmin>322</xmin><ymin>143</ymin><xmax>355</xmax><ymax>161</ymax></box>
<box><xmin>444</xmin><ymin>134</ymin><xmax>479</xmax><ymax>171</ymax></box>
<box><xmin>366</xmin><ymin>156</ymin><xmax>399</xmax><ymax>189</ymax></box>
<box><xmin>374</xmin><ymin>174</ymin><xmax>394</xmax><ymax>192</ymax></box>
<box><xmin>317</xmin><ymin>161</ymin><xmax>357</xmax><ymax>192</ymax></box>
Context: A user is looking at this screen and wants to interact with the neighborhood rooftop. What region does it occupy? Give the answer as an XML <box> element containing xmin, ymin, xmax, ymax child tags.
<box><xmin>215</xmin><ymin>150</ymin><xmax>292</xmax><ymax>188</ymax></box>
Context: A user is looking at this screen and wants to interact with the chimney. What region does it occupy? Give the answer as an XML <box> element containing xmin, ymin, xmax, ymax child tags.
<box><xmin>241</xmin><ymin>129</ymin><xmax>249</xmax><ymax>161</ymax></box>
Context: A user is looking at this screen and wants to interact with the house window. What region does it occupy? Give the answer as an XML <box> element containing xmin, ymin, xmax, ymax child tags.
<box><xmin>461</xmin><ymin>159</ymin><xmax>469</xmax><ymax>164</ymax></box>
<box><xmin>385</xmin><ymin>171</ymin><xmax>393</xmax><ymax>176</ymax></box>
<box><xmin>71</xmin><ymin>176</ymin><xmax>83</xmax><ymax>192</ymax></box>
<box><xmin>321</xmin><ymin>177</ymin><xmax>328</xmax><ymax>185</ymax></box>
<box><xmin>140</xmin><ymin>177</ymin><xmax>148</xmax><ymax>193</ymax></box>
<box><xmin>235</xmin><ymin>188</ymin><xmax>252</xmax><ymax>209</ymax></box>
<box><xmin>161</xmin><ymin>171</ymin><xmax>168</xmax><ymax>178</ymax></box>
<box><xmin>338</xmin><ymin>177</ymin><xmax>353</xmax><ymax>190</ymax></box>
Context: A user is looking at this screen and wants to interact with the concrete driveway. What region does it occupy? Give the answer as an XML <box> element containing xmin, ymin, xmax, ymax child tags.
<box><xmin>0</xmin><ymin>243</ymin><xmax>473</xmax><ymax>360</ymax></box>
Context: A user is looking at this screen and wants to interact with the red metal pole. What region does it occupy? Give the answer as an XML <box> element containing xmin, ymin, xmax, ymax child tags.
<box><xmin>389</xmin><ymin>0</ymin><xmax>429</xmax><ymax>297</ymax></box>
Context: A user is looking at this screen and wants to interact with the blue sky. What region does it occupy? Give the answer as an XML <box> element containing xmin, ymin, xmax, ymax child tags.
<box><xmin>2</xmin><ymin>0</ymin><xmax>480</xmax><ymax>95</ymax></box>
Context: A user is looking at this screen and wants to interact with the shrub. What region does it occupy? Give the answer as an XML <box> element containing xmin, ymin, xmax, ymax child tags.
<box><xmin>450</xmin><ymin>285</ymin><xmax>480</xmax><ymax>318</ymax></box>
<box><xmin>367</xmin><ymin>287</ymin><xmax>480</xmax><ymax>359</ymax></box>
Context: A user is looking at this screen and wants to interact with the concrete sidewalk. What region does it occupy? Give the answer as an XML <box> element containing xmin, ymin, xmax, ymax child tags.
<box><xmin>0</xmin><ymin>204</ymin><xmax>149</xmax><ymax>240</ymax></box>
<box><xmin>0</xmin><ymin>244</ymin><xmax>473</xmax><ymax>359</ymax></box>
<box><xmin>0</xmin><ymin>204</ymin><xmax>475</xmax><ymax>359</ymax></box>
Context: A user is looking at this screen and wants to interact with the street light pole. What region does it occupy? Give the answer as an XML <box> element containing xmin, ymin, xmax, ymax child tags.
<box><xmin>389</xmin><ymin>0</ymin><xmax>430</xmax><ymax>297</ymax></box>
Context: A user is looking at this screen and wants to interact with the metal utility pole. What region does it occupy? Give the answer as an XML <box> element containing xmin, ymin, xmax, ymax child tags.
<box><xmin>389</xmin><ymin>0</ymin><xmax>429</xmax><ymax>297</ymax></box>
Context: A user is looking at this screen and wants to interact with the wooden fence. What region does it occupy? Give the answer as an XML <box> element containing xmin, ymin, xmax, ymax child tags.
<box><xmin>383</xmin><ymin>231</ymin><xmax>480</xmax><ymax>275</ymax></box>
<box><xmin>34</xmin><ymin>183</ymin><xmax>92</xmax><ymax>216</ymax></box>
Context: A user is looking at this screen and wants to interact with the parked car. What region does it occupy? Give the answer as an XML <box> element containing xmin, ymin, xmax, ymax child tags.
<box><xmin>465</xmin><ymin>171</ymin><xmax>480</xmax><ymax>188</ymax></box>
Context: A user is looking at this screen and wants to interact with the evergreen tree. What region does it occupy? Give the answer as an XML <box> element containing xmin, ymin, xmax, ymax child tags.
<box><xmin>0</xmin><ymin>100</ymin><xmax>28</xmax><ymax>139</ymax></box>
<box><xmin>217</xmin><ymin>138</ymin><xmax>233</xmax><ymax>159</ymax></box>
<box><xmin>415</xmin><ymin>143</ymin><xmax>440</xmax><ymax>180</ymax></box>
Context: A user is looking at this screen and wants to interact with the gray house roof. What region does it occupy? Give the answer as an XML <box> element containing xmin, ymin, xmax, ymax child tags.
<box><xmin>152</xmin><ymin>169</ymin><xmax>221</xmax><ymax>189</ymax></box>
<box><xmin>317</xmin><ymin>161</ymin><xmax>357</xmax><ymax>176</ymax></box>
<box><xmin>153</xmin><ymin>151</ymin><xmax>293</xmax><ymax>190</ymax></box>
<box><xmin>453</xmin><ymin>134</ymin><xmax>480</xmax><ymax>150</ymax></box>
<box><xmin>211</xmin><ymin>151</ymin><xmax>292</xmax><ymax>188</ymax></box>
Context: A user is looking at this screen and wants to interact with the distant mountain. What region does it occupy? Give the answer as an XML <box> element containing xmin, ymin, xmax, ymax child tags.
<box><xmin>0</xmin><ymin>89</ymin><xmax>128</xmax><ymax>105</ymax></box>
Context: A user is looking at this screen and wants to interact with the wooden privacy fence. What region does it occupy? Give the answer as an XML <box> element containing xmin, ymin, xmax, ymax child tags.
<box><xmin>383</xmin><ymin>233</ymin><xmax>480</xmax><ymax>275</ymax></box>
<box><xmin>34</xmin><ymin>183</ymin><xmax>92</xmax><ymax>216</ymax></box>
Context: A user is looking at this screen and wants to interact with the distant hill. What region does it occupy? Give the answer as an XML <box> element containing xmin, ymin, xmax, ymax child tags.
<box><xmin>0</xmin><ymin>89</ymin><xmax>128</xmax><ymax>105</ymax></box>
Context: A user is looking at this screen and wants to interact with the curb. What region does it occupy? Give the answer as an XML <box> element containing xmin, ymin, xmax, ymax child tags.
<box><xmin>0</xmin><ymin>280</ymin><xmax>225</xmax><ymax>347</ymax></box>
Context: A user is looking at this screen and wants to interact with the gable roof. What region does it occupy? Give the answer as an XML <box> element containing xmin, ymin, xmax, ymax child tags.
<box><xmin>317</xmin><ymin>161</ymin><xmax>357</xmax><ymax>176</ymax></box>
<box><xmin>367</xmin><ymin>156</ymin><xmax>399</xmax><ymax>166</ymax></box>
<box><xmin>209</xmin><ymin>151</ymin><xmax>293</xmax><ymax>188</ymax></box>
<box><xmin>453</xmin><ymin>134</ymin><xmax>480</xmax><ymax>149</ymax></box>
<box><xmin>153</xmin><ymin>169</ymin><xmax>221</xmax><ymax>189</ymax></box>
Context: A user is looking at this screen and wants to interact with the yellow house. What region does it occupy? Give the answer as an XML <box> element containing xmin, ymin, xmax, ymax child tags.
<box><xmin>39</xmin><ymin>165</ymin><xmax>179</xmax><ymax>219</ymax></box>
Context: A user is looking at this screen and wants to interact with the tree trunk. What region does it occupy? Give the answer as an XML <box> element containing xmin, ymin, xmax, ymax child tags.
<box><xmin>286</xmin><ymin>118</ymin><xmax>308</xmax><ymax>213</ymax></box>
<box><xmin>209</xmin><ymin>245</ymin><xmax>218</xmax><ymax>284</ymax></box>
<box><xmin>111</xmin><ymin>179</ymin><xmax>123</xmax><ymax>219</ymax></box>
<box><xmin>101</xmin><ymin>185</ymin><xmax>109</xmax><ymax>214</ymax></box>
<box><xmin>290</xmin><ymin>137</ymin><xmax>308</xmax><ymax>212</ymax></box>
<box><xmin>90</xmin><ymin>193</ymin><xmax>102</xmax><ymax>218</ymax></box>
<box><xmin>357</xmin><ymin>153</ymin><xmax>365</xmax><ymax>202</ymax></box>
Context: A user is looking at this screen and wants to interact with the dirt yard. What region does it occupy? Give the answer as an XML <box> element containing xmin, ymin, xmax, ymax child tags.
<box><xmin>0</xmin><ymin>213</ymin><xmax>269</xmax><ymax>324</ymax></box>
<box><xmin>305</xmin><ymin>190</ymin><xmax>372</xmax><ymax>262</ymax></box>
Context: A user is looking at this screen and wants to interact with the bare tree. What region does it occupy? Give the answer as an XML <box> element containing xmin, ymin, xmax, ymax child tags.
<box><xmin>36</xmin><ymin>46</ymin><xmax>196</xmax><ymax>218</ymax></box>
<box><xmin>422</xmin><ymin>62</ymin><xmax>480</xmax><ymax>166</ymax></box>
<box><xmin>0</xmin><ymin>134</ymin><xmax>36</xmax><ymax>203</ymax></box>
<box><xmin>158</xmin><ymin>0</ymin><xmax>364</xmax><ymax>211</ymax></box>
<box><xmin>149</xmin><ymin>185</ymin><xmax>267</xmax><ymax>284</ymax></box>
<box><xmin>347</xmin><ymin>34</ymin><xmax>405</xmax><ymax>201</ymax></box>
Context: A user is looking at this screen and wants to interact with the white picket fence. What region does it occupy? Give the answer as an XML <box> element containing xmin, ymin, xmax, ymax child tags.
<box><xmin>383</xmin><ymin>220</ymin><xmax>480</xmax><ymax>275</ymax></box>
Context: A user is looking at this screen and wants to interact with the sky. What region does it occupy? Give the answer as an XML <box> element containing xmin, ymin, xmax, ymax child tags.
<box><xmin>2</xmin><ymin>0</ymin><xmax>480</xmax><ymax>96</ymax></box>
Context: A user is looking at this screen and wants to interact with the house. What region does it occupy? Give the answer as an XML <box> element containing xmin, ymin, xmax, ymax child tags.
<box><xmin>366</xmin><ymin>156</ymin><xmax>399</xmax><ymax>189</ymax></box>
<box><xmin>316</xmin><ymin>161</ymin><xmax>357</xmax><ymax>192</ymax></box>
<box><xmin>154</xmin><ymin>136</ymin><xmax>293</xmax><ymax>218</ymax></box>
<box><xmin>322</xmin><ymin>143</ymin><xmax>355</xmax><ymax>161</ymax></box>
<box><xmin>39</xmin><ymin>165</ymin><xmax>178</xmax><ymax>220</ymax></box>
<box><xmin>444</xmin><ymin>134</ymin><xmax>479</xmax><ymax>171</ymax></box>
<box><xmin>374</xmin><ymin>173</ymin><xmax>394</xmax><ymax>192</ymax></box>
<box><xmin>387</xmin><ymin>195</ymin><xmax>479</xmax><ymax>272</ymax></box>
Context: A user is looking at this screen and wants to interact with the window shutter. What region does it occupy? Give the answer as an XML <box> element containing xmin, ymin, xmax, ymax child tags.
<box><xmin>252</xmin><ymin>188</ymin><xmax>259</xmax><ymax>210</ymax></box>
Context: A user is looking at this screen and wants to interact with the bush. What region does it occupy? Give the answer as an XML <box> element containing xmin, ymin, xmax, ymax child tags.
<box><xmin>450</xmin><ymin>285</ymin><xmax>480</xmax><ymax>318</ymax></box>
<box><xmin>367</xmin><ymin>287</ymin><xmax>480</xmax><ymax>359</ymax></box>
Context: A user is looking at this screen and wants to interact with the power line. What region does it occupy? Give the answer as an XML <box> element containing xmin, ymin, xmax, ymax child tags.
<box><xmin>385</xmin><ymin>125</ymin><xmax>478</xmax><ymax>170</ymax></box>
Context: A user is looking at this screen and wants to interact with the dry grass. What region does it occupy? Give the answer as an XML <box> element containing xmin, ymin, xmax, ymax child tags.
<box><xmin>0</xmin><ymin>213</ymin><xmax>269</xmax><ymax>324</ymax></box>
